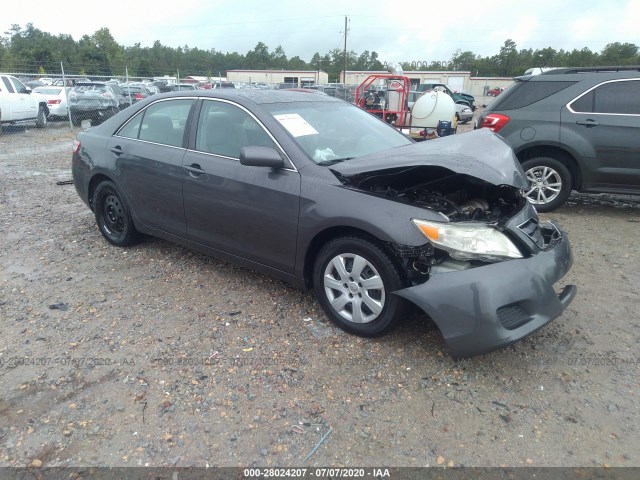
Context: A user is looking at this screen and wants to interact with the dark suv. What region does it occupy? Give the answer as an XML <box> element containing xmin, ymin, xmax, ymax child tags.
<box><xmin>477</xmin><ymin>66</ymin><xmax>640</xmax><ymax>211</ymax></box>
<box><xmin>68</xmin><ymin>82</ymin><xmax>130</xmax><ymax>126</ymax></box>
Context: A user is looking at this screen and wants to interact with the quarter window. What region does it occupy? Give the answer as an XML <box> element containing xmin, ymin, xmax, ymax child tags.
<box><xmin>493</xmin><ymin>81</ymin><xmax>576</xmax><ymax>110</ymax></box>
<box><xmin>195</xmin><ymin>100</ymin><xmax>276</xmax><ymax>158</ymax></box>
<box><xmin>570</xmin><ymin>80</ymin><xmax>640</xmax><ymax>115</ymax></box>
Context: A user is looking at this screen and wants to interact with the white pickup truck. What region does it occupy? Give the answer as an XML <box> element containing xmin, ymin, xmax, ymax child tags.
<box><xmin>0</xmin><ymin>74</ymin><xmax>49</xmax><ymax>131</ymax></box>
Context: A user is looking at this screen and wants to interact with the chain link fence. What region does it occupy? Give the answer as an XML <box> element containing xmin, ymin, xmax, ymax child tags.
<box><xmin>2</xmin><ymin>64</ymin><xmax>361</xmax><ymax>133</ymax></box>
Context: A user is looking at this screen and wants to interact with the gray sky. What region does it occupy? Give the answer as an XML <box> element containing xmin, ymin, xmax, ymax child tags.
<box><xmin>3</xmin><ymin>0</ymin><xmax>639</xmax><ymax>63</ymax></box>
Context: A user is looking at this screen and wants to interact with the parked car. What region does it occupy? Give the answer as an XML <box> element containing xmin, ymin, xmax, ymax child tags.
<box><xmin>150</xmin><ymin>81</ymin><xmax>172</xmax><ymax>93</ymax></box>
<box><xmin>72</xmin><ymin>90</ymin><xmax>575</xmax><ymax>357</ymax></box>
<box><xmin>455</xmin><ymin>103</ymin><xmax>473</xmax><ymax>123</ymax></box>
<box><xmin>68</xmin><ymin>82</ymin><xmax>125</xmax><ymax>126</ymax></box>
<box><xmin>105</xmin><ymin>82</ymin><xmax>132</xmax><ymax>110</ymax></box>
<box><xmin>211</xmin><ymin>82</ymin><xmax>236</xmax><ymax>89</ymax></box>
<box><xmin>33</xmin><ymin>86</ymin><xmax>70</xmax><ymax>119</ymax></box>
<box><xmin>25</xmin><ymin>80</ymin><xmax>46</xmax><ymax>90</ymax></box>
<box><xmin>477</xmin><ymin>66</ymin><xmax>640</xmax><ymax>211</ymax></box>
<box><xmin>0</xmin><ymin>74</ymin><xmax>49</xmax><ymax>130</ymax></box>
<box><xmin>418</xmin><ymin>83</ymin><xmax>476</xmax><ymax>110</ymax></box>
<box><xmin>170</xmin><ymin>83</ymin><xmax>198</xmax><ymax>91</ymax></box>
<box><xmin>121</xmin><ymin>84</ymin><xmax>153</xmax><ymax>103</ymax></box>
<box><xmin>37</xmin><ymin>77</ymin><xmax>53</xmax><ymax>85</ymax></box>
<box><xmin>486</xmin><ymin>86</ymin><xmax>506</xmax><ymax>97</ymax></box>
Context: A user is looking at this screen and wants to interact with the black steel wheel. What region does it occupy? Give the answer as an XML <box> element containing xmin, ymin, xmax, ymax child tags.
<box><xmin>92</xmin><ymin>181</ymin><xmax>140</xmax><ymax>247</ymax></box>
<box><xmin>313</xmin><ymin>236</ymin><xmax>409</xmax><ymax>337</ymax></box>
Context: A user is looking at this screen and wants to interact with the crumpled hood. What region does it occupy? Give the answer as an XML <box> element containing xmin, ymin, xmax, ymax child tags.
<box><xmin>330</xmin><ymin>129</ymin><xmax>528</xmax><ymax>189</ymax></box>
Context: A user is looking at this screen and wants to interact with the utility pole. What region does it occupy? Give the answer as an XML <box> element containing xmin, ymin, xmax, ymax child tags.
<box><xmin>343</xmin><ymin>16</ymin><xmax>348</xmax><ymax>84</ymax></box>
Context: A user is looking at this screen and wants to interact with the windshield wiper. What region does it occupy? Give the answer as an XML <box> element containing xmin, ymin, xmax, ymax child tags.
<box><xmin>316</xmin><ymin>157</ymin><xmax>354</xmax><ymax>166</ymax></box>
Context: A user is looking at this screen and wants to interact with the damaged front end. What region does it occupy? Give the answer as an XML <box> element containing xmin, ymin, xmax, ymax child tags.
<box><xmin>330</xmin><ymin>130</ymin><xmax>576</xmax><ymax>357</ymax></box>
<box><xmin>335</xmin><ymin>163</ymin><xmax>531</xmax><ymax>285</ymax></box>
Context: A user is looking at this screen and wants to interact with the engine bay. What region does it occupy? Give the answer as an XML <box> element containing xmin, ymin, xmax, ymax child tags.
<box><xmin>337</xmin><ymin>165</ymin><xmax>524</xmax><ymax>222</ymax></box>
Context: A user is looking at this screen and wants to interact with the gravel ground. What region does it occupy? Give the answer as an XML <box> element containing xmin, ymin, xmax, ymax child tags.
<box><xmin>0</xmin><ymin>114</ymin><xmax>639</xmax><ymax>469</ymax></box>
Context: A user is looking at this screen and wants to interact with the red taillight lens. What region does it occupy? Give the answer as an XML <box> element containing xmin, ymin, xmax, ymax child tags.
<box><xmin>135</xmin><ymin>93</ymin><xmax>144</xmax><ymax>100</ymax></box>
<box><xmin>480</xmin><ymin>113</ymin><xmax>510</xmax><ymax>133</ymax></box>
<box><xmin>73</xmin><ymin>140</ymin><xmax>81</xmax><ymax>155</ymax></box>
<box><xmin>48</xmin><ymin>99</ymin><xmax>61</xmax><ymax>105</ymax></box>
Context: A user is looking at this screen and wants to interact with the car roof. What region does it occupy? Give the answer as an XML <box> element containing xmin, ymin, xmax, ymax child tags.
<box><xmin>153</xmin><ymin>89</ymin><xmax>345</xmax><ymax>106</ymax></box>
<box><xmin>516</xmin><ymin>66</ymin><xmax>640</xmax><ymax>82</ymax></box>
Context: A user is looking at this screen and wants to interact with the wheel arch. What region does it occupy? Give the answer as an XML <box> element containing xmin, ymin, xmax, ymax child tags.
<box><xmin>302</xmin><ymin>226</ymin><xmax>405</xmax><ymax>290</ymax></box>
<box><xmin>516</xmin><ymin>145</ymin><xmax>582</xmax><ymax>190</ymax></box>
<box><xmin>87</xmin><ymin>173</ymin><xmax>115</xmax><ymax>211</ymax></box>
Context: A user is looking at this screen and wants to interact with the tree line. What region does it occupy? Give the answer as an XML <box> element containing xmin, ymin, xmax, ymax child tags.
<box><xmin>1</xmin><ymin>24</ymin><xmax>638</xmax><ymax>81</ymax></box>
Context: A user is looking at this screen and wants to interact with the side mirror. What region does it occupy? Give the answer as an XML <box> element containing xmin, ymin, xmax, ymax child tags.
<box><xmin>240</xmin><ymin>146</ymin><xmax>285</xmax><ymax>168</ymax></box>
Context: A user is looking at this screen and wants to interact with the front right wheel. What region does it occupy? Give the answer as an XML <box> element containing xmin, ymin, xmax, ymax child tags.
<box><xmin>313</xmin><ymin>236</ymin><xmax>409</xmax><ymax>337</ymax></box>
<box><xmin>521</xmin><ymin>156</ymin><xmax>572</xmax><ymax>212</ymax></box>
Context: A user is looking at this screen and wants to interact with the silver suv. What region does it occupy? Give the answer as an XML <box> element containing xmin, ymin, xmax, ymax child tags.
<box><xmin>477</xmin><ymin>66</ymin><xmax>640</xmax><ymax>211</ymax></box>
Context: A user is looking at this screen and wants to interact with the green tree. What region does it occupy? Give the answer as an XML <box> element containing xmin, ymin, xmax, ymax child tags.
<box><xmin>600</xmin><ymin>42</ymin><xmax>639</xmax><ymax>65</ymax></box>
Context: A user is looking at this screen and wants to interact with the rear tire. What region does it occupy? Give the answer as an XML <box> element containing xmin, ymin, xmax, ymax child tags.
<box><xmin>521</xmin><ymin>156</ymin><xmax>572</xmax><ymax>212</ymax></box>
<box><xmin>71</xmin><ymin>112</ymin><xmax>82</xmax><ymax>126</ymax></box>
<box><xmin>313</xmin><ymin>236</ymin><xmax>409</xmax><ymax>337</ymax></box>
<box><xmin>92</xmin><ymin>181</ymin><xmax>141</xmax><ymax>247</ymax></box>
<box><xmin>35</xmin><ymin>106</ymin><xmax>47</xmax><ymax>128</ymax></box>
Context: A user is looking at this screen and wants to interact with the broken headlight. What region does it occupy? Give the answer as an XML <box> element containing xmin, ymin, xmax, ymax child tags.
<box><xmin>411</xmin><ymin>219</ymin><xmax>523</xmax><ymax>262</ymax></box>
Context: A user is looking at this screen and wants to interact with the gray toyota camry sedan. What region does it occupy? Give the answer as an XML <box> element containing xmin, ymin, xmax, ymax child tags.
<box><xmin>72</xmin><ymin>90</ymin><xmax>576</xmax><ymax>357</ymax></box>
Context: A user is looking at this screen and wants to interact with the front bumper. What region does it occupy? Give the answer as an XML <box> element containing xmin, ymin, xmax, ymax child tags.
<box><xmin>394</xmin><ymin>223</ymin><xmax>575</xmax><ymax>358</ymax></box>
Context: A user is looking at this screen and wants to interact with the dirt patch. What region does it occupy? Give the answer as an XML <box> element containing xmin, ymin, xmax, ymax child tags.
<box><xmin>0</xmin><ymin>120</ymin><xmax>639</xmax><ymax>468</ymax></box>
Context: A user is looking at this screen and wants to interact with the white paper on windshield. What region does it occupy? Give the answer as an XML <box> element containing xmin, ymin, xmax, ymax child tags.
<box><xmin>274</xmin><ymin>113</ymin><xmax>318</xmax><ymax>137</ymax></box>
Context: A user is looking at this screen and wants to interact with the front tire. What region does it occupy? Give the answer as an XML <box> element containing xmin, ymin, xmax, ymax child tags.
<box><xmin>521</xmin><ymin>156</ymin><xmax>572</xmax><ymax>212</ymax></box>
<box><xmin>313</xmin><ymin>236</ymin><xmax>409</xmax><ymax>337</ymax></box>
<box><xmin>35</xmin><ymin>106</ymin><xmax>47</xmax><ymax>128</ymax></box>
<box><xmin>71</xmin><ymin>112</ymin><xmax>82</xmax><ymax>126</ymax></box>
<box><xmin>92</xmin><ymin>181</ymin><xmax>141</xmax><ymax>247</ymax></box>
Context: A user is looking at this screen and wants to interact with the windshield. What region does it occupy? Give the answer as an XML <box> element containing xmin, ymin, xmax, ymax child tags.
<box><xmin>264</xmin><ymin>101</ymin><xmax>412</xmax><ymax>164</ymax></box>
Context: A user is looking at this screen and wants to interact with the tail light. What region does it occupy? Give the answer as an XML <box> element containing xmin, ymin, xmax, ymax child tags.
<box><xmin>72</xmin><ymin>140</ymin><xmax>81</xmax><ymax>155</ymax></box>
<box><xmin>135</xmin><ymin>93</ymin><xmax>144</xmax><ymax>100</ymax></box>
<box><xmin>48</xmin><ymin>99</ymin><xmax>62</xmax><ymax>105</ymax></box>
<box><xmin>480</xmin><ymin>113</ymin><xmax>510</xmax><ymax>133</ymax></box>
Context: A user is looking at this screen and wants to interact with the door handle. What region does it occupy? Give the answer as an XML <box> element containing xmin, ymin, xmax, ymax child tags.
<box><xmin>184</xmin><ymin>164</ymin><xmax>205</xmax><ymax>175</ymax></box>
<box><xmin>576</xmin><ymin>119</ymin><xmax>599</xmax><ymax>127</ymax></box>
<box><xmin>110</xmin><ymin>146</ymin><xmax>124</xmax><ymax>155</ymax></box>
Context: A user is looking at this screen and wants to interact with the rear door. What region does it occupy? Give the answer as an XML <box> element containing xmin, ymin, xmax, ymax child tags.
<box><xmin>109</xmin><ymin>98</ymin><xmax>196</xmax><ymax>234</ymax></box>
<box><xmin>562</xmin><ymin>78</ymin><xmax>640</xmax><ymax>190</ymax></box>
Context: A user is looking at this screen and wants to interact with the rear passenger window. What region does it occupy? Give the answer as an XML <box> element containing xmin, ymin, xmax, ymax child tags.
<box><xmin>118</xmin><ymin>113</ymin><xmax>143</xmax><ymax>139</ymax></box>
<box><xmin>570</xmin><ymin>80</ymin><xmax>640</xmax><ymax>115</ymax></box>
<box><xmin>137</xmin><ymin>99</ymin><xmax>194</xmax><ymax>147</ymax></box>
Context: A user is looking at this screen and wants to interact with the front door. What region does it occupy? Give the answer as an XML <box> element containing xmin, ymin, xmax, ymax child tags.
<box><xmin>182</xmin><ymin>99</ymin><xmax>301</xmax><ymax>274</ymax></box>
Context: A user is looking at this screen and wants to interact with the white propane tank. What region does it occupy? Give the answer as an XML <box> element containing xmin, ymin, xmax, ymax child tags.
<box><xmin>409</xmin><ymin>90</ymin><xmax>456</xmax><ymax>139</ymax></box>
